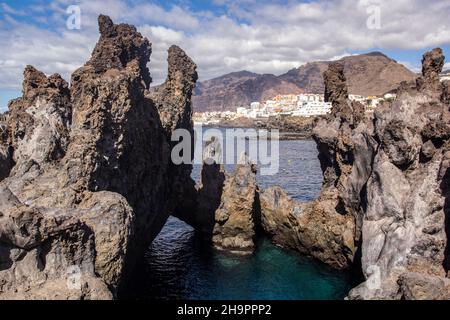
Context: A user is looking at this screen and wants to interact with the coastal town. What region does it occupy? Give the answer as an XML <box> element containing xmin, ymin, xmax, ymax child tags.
<box><xmin>0</xmin><ymin>0</ymin><xmax>450</xmax><ymax>303</ymax></box>
<box><xmin>193</xmin><ymin>71</ymin><xmax>450</xmax><ymax>126</ymax></box>
<box><xmin>193</xmin><ymin>92</ymin><xmax>395</xmax><ymax>125</ymax></box>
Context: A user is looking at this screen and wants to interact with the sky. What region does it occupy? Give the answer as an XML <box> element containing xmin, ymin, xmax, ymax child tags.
<box><xmin>1</xmin><ymin>0</ymin><xmax>450</xmax><ymax>111</ymax></box>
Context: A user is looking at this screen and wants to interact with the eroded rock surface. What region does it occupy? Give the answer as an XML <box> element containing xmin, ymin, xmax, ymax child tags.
<box><xmin>417</xmin><ymin>48</ymin><xmax>445</xmax><ymax>95</ymax></box>
<box><xmin>0</xmin><ymin>113</ymin><xmax>12</xmax><ymax>180</ymax></box>
<box><xmin>212</xmin><ymin>157</ymin><xmax>260</xmax><ymax>254</ymax></box>
<box><xmin>5</xmin><ymin>66</ymin><xmax>71</xmax><ymax>171</ymax></box>
<box><xmin>323</xmin><ymin>62</ymin><xmax>365</xmax><ymax>124</ymax></box>
<box><xmin>149</xmin><ymin>45</ymin><xmax>199</xmax><ymax>227</ymax></box>
<box><xmin>346</xmin><ymin>49</ymin><xmax>449</xmax><ymax>300</ymax></box>
<box><xmin>0</xmin><ymin>15</ymin><xmax>198</xmax><ymax>299</ymax></box>
<box><xmin>259</xmin><ymin>48</ymin><xmax>450</xmax><ymax>300</ymax></box>
<box><xmin>194</xmin><ymin>162</ymin><xmax>226</xmax><ymax>237</ymax></box>
<box><xmin>260</xmin><ymin>187</ymin><xmax>356</xmax><ymax>269</ymax></box>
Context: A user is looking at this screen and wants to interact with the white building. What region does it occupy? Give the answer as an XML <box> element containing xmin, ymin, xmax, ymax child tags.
<box><xmin>439</xmin><ymin>73</ymin><xmax>450</xmax><ymax>82</ymax></box>
<box><xmin>292</xmin><ymin>101</ymin><xmax>332</xmax><ymax>117</ymax></box>
<box><xmin>247</xmin><ymin>109</ymin><xmax>270</xmax><ymax>119</ymax></box>
<box><xmin>250</xmin><ymin>102</ymin><xmax>261</xmax><ymax>110</ymax></box>
<box><xmin>236</xmin><ymin>107</ymin><xmax>248</xmax><ymax>115</ymax></box>
<box><xmin>297</xmin><ymin>94</ymin><xmax>323</xmax><ymax>103</ymax></box>
<box><xmin>383</xmin><ymin>93</ymin><xmax>397</xmax><ymax>100</ymax></box>
<box><xmin>247</xmin><ymin>103</ymin><xmax>271</xmax><ymax>118</ymax></box>
<box><xmin>349</xmin><ymin>94</ymin><xmax>365</xmax><ymax>102</ymax></box>
<box><xmin>264</xmin><ymin>100</ymin><xmax>277</xmax><ymax>113</ymax></box>
<box><xmin>237</xmin><ymin>94</ymin><xmax>332</xmax><ymax>119</ymax></box>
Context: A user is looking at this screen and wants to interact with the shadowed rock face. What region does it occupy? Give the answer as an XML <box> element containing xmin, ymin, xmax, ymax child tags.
<box><xmin>194</xmin><ymin>162</ymin><xmax>226</xmax><ymax>237</ymax></box>
<box><xmin>324</xmin><ymin>63</ymin><xmax>348</xmax><ymax>105</ymax></box>
<box><xmin>323</xmin><ymin>62</ymin><xmax>365</xmax><ymax>125</ymax></box>
<box><xmin>0</xmin><ymin>15</ymin><xmax>198</xmax><ymax>299</ymax></box>
<box><xmin>441</xmin><ymin>81</ymin><xmax>450</xmax><ymax>105</ymax></box>
<box><xmin>417</xmin><ymin>48</ymin><xmax>445</xmax><ymax>94</ymax></box>
<box><xmin>259</xmin><ymin>48</ymin><xmax>450</xmax><ymax>299</ymax></box>
<box><xmin>152</xmin><ymin>45</ymin><xmax>198</xmax><ymax>136</ymax></box>
<box><xmin>0</xmin><ymin>113</ymin><xmax>12</xmax><ymax>180</ymax></box>
<box><xmin>149</xmin><ymin>45</ymin><xmax>199</xmax><ymax>225</ymax></box>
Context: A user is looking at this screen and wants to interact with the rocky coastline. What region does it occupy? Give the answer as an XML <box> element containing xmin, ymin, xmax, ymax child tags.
<box><xmin>185</xmin><ymin>48</ymin><xmax>450</xmax><ymax>299</ymax></box>
<box><xmin>209</xmin><ymin>116</ymin><xmax>316</xmax><ymax>140</ymax></box>
<box><xmin>0</xmin><ymin>15</ymin><xmax>449</xmax><ymax>300</ymax></box>
<box><xmin>261</xmin><ymin>49</ymin><xmax>449</xmax><ymax>299</ymax></box>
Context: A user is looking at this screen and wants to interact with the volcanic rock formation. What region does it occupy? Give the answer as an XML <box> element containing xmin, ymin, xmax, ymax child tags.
<box><xmin>0</xmin><ymin>15</ymin><xmax>198</xmax><ymax>299</ymax></box>
<box><xmin>149</xmin><ymin>45</ymin><xmax>199</xmax><ymax>225</ymax></box>
<box><xmin>417</xmin><ymin>48</ymin><xmax>445</xmax><ymax>95</ymax></box>
<box><xmin>212</xmin><ymin>155</ymin><xmax>260</xmax><ymax>254</ymax></box>
<box><xmin>194</xmin><ymin>161</ymin><xmax>226</xmax><ymax>237</ymax></box>
<box><xmin>260</xmin><ymin>186</ymin><xmax>356</xmax><ymax>269</ymax></box>
<box><xmin>0</xmin><ymin>12</ymin><xmax>448</xmax><ymax>301</ymax></box>
<box><xmin>347</xmin><ymin>49</ymin><xmax>450</xmax><ymax>300</ymax></box>
<box><xmin>0</xmin><ymin>113</ymin><xmax>12</xmax><ymax>180</ymax></box>
<box><xmin>259</xmin><ymin>48</ymin><xmax>450</xmax><ymax>299</ymax></box>
<box><xmin>323</xmin><ymin>62</ymin><xmax>365</xmax><ymax>124</ymax></box>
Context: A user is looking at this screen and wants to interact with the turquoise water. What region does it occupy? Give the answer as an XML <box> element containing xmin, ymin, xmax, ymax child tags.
<box><xmin>139</xmin><ymin>139</ymin><xmax>355</xmax><ymax>300</ymax></box>
<box><xmin>142</xmin><ymin>217</ymin><xmax>354</xmax><ymax>300</ymax></box>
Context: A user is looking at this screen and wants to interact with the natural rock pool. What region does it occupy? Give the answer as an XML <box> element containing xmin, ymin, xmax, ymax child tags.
<box><xmin>137</xmin><ymin>139</ymin><xmax>355</xmax><ymax>300</ymax></box>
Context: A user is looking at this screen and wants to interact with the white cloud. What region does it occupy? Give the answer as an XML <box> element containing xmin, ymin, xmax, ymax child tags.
<box><xmin>1</xmin><ymin>3</ymin><xmax>26</xmax><ymax>16</ymax></box>
<box><xmin>0</xmin><ymin>0</ymin><xmax>450</xmax><ymax>91</ymax></box>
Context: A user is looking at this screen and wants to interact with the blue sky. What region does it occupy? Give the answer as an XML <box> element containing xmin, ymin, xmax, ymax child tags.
<box><xmin>1</xmin><ymin>0</ymin><xmax>450</xmax><ymax>111</ymax></box>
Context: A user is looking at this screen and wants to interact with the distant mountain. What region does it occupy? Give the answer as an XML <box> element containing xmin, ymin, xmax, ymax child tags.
<box><xmin>279</xmin><ymin>52</ymin><xmax>417</xmax><ymax>96</ymax></box>
<box><xmin>192</xmin><ymin>71</ymin><xmax>302</xmax><ymax>112</ymax></box>
<box><xmin>192</xmin><ymin>52</ymin><xmax>417</xmax><ymax>112</ymax></box>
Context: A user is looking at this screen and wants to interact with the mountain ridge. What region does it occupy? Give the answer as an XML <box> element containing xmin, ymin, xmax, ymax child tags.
<box><xmin>193</xmin><ymin>52</ymin><xmax>417</xmax><ymax>112</ymax></box>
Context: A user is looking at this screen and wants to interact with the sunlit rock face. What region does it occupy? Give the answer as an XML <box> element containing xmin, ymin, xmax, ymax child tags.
<box><xmin>259</xmin><ymin>62</ymin><xmax>363</xmax><ymax>270</ymax></box>
<box><xmin>259</xmin><ymin>48</ymin><xmax>450</xmax><ymax>299</ymax></box>
<box><xmin>260</xmin><ymin>186</ymin><xmax>356</xmax><ymax>270</ymax></box>
<box><xmin>348</xmin><ymin>48</ymin><xmax>450</xmax><ymax>300</ymax></box>
<box><xmin>319</xmin><ymin>49</ymin><xmax>450</xmax><ymax>299</ymax></box>
<box><xmin>0</xmin><ymin>15</ymin><xmax>198</xmax><ymax>300</ymax></box>
<box><xmin>0</xmin><ymin>11</ymin><xmax>448</xmax><ymax>301</ymax></box>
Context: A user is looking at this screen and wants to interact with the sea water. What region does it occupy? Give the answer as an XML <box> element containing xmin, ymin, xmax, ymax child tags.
<box><xmin>139</xmin><ymin>139</ymin><xmax>354</xmax><ymax>300</ymax></box>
